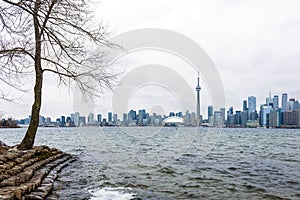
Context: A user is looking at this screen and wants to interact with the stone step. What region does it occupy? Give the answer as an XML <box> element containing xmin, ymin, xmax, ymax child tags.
<box><xmin>0</xmin><ymin>146</ymin><xmax>73</xmax><ymax>200</ymax></box>
<box><xmin>0</xmin><ymin>147</ymin><xmax>61</xmax><ymax>184</ymax></box>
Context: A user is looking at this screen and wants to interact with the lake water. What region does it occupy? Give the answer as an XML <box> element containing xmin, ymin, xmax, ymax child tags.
<box><xmin>0</xmin><ymin>127</ymin><xmax>300</xmax><ymax>200</ymax></box>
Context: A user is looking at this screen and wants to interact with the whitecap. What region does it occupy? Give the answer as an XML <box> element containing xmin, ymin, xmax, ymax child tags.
<box><xmin>89</xmin><ymin>187</ymin><xmax>136</xmax><ymax>200</ymax></box>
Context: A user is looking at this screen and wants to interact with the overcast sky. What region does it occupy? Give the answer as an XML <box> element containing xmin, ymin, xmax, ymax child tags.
<box><xmin>1</xmin><ymin>0</ymin><xmax>300</xmax><ymax>119</ymax></box>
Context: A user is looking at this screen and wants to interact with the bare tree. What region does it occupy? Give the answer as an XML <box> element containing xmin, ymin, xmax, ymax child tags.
<box><xmin>0</xmin><ymin>0</ymin><xmax>116</xmax><ymax>150</ymax></box>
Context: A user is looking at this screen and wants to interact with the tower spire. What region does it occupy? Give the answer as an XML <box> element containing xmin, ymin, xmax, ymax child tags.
<box><xmin>196</xmin><ymin>71</ymin><xmax>201</xmax><ymax>126</ymax></box>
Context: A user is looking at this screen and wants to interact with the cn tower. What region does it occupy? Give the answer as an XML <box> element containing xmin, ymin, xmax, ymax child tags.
<box><xmin>196</xmin><ymin>72</ymin><xmax>201</xmax><ymax>126</ymax></box>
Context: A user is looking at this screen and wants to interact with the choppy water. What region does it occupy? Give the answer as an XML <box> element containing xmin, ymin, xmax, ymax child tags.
<box><xmin>1</xmin><ymin>127</ymin><xmax>300</xmax><ymax>200</ymax></box>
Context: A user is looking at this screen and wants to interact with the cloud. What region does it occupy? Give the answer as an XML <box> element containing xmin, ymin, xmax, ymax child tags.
<box><xmin>2</xmin><ymin>0</ymin><xmax>300</xmax><ymax>119</ymax></box>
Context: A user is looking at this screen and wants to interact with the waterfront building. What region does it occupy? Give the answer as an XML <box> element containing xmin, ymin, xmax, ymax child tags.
<box><xmin>235</xmin><ymin>111</ymin><xmax>241</xmax><ymax>126</ymax></box>
<box><xmin>108</xmin><ymin>112</ymin><xmax>112</xmax><ymax>122</ymax></box>
<box><xmin>46</xmin><ymin>117</ymin><xmax>51</xmax><ymax>124</ymax></box>
<box><xmin>191</xmin><ymin>112</ymin><xmax>197</xmax><ymax>126</ymax></box>
<box><xmin>273</xmin><ymin>95</ymin><xmax>279</xmax><ymax>110</ymax></box>
<box><xmin>226</xmin><ymin>115</ymin><xmax>234</xmax><ymax>127</ymax></box>
<box><xmin>248</xmin><ymin>96</ymin><xmax>256</xmax><ymax>116</ymax></box>
<box><xmin>214</xmin><ymin>111</ymin><xmax>224</xmax><ymax>127</ymax></box>
<box><xmin>287</xmin><ymin>98</ymin><xmax>300</xmax><ymax>111</ymax></box>
<box><xmin>138</xmin><ymin>109</ymin><xmax>146</xmax><ymax>125</ymax></box>
<box><xmin>243</xmin><ymin>100</ymin><xmax>248</xmax><ymax>111</ymax></box>
<box><xmin>79</xmin><ymin>116</ymin><xmax>86</xmax><ymax>126</ymax></box>
<box><xmin>283</xmin><ymin>110</ymin><xmax>300</xmax><ymax>128</ymax></box>
<box><xmin>61</xmin><ymin>116</ymin><xmax>66</xmax><ymax>126</ymax></box>
<box><xmin>260</xmin><ymin>105</ymin><xmax>272</xmax><ymax>127</ymax></box>
<box><xmin>269</xmin><ymin>109</ymin><xmax>281</xmax><ymax>128</ymax></box>
<box><xmin>70</xmin><ymin>114</ymin><xmax>75</xmax><ymax>123</ymax></box>
<box><xmin>88</xmin><ymin>113</ymin><xmax>94</xmax><ymax>123</ymax></box>
<box><xmin>178</xmin><ymin>112</ymin><xmax>183</xmax><ymax>118</ymax></box>
<box><xmin>169</xmin><ymin>112</ymin><xmax>175</xmax><ymax>117</ymax></box>
<box><xmin>128</xmin><ymin>110</ymin><xmax>136</xmax><ymax>122</ymax></box>
<box><xmin>220</xmin><ymin>108</ymin><xmax>226</xmax><ymax>124</ymax></box>
<box><xmin>208</xmin><ymin>106</ymin><xmax>214</xmax><ymax>121</ymax></box>
<box><xmin>282</xmin><ymin>93</ymin><xmax>288</xmax><ymax>112</ymax></box>
<box><xmin>122</xmin><ymin>113</ymin><xmax>127</xmax><ymax>123</ymax></box>
<box><xmin>228</xmin><ymin>107</ymin><xmax>233</xmax><ymax>116</ymax></box>
<box><xmin>113</xmin><ymin>114</ymin><xmax>118</xmax><ymax>123</ymax></box>
<box><xmin>97</xmin><ymin>114</ymin><xmax>102</xmax><ymax>123</ymax></box>
<box><xmin>56</xmin><ymin>118</ymin><xmax>61</xmax><ymax>126</ymax></box>
<box><xmin>208</xmin><ymin>115</ymin><xmax>214</xmax><ymax>127</ymax></box>
<box><xmin>184</xmin><ymin>110</ymin><xmax>191</xmax><ymax>126</ymax></box>
<box><xmin>74</xmin><ymin>112</ymin><xmax>80</xmax><ymax>127</ymax></box>
<box><xmin>249</xmin><ymin>111</ymin><xmax>258</xmax><ymax>121</ymax></box>
<box><xmin>266</xmin><ymin>92</ymin><xmax>273</xmax><ymax>106</ymax></box>
<box><xmin>241</xmin><ymin>111</ymin><xmax>248</xmax><ymax>127</ymax></box>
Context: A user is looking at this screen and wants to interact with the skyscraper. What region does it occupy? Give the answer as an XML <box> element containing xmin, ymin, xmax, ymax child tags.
<box><xmin>266</xmin><ymin>92</ymin><xmax>273</xmax><ymax>106</ymax></box>
<box><xmin>88</xmin><ymin>113</ymin><xmax>94</xmax><ymax>123</ymax></box>
<box><xmin>128</xmin><ymin>110</ymin><xmax>136</xmax><ymax>122</ymax></box>
<box><xmin>282</xmin><ymin>93</ymin><xmax>288</xmax><ymax>112</ymax></box>
<box><xmin>97</xmin><ymin>114</ymin><xmax>102</xmax><ymax>123</ymax></box>
<box><xmin>196</xmin><ymin>72</ymin><xmax>201</xmax><ymax>126</ymax></box>
<box><xmin>208</xmin><ymin>106</ymin><xmax>213</xmax><ymax>118</ymax></box>
<box><xmin>113</xmin><ymin>114</ymin><xmax>118</xmax><ymax>123</ymax></box>
<box><xmin>248</xmin><ymin>96</ymin><xmax>256</xmax><ymax>113</ymax></box>
<box><xmin>108</xmin><ymin>112</ymin><xmax>112</xmax><ymax>122</ymax></box>
<box><xmin>74</xmin><ymin>112</ymin><xmax>80</xmax><ymax>127</ymax></box>
<box><xmin>123</xmin><ymin>113</ymin><xmax>128</xmax><ymax>123</ymax></box>
<box><xmin>273</xmin><ymin>95</ymin><xmax>279</xmax><ymax>110</ymax></box>
<box><xmin>243</xmin><ymin>100</ymin><xmax>248</xmax><ymax>111</ymax></box>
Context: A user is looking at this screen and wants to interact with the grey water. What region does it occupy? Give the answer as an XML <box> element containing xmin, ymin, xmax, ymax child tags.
<box><xmin>0</xmin><ymin>127</ymin><xmax>300</xmax><ymax>200</ymax></box>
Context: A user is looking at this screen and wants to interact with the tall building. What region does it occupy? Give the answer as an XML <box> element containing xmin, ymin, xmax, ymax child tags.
<box><xmin>248</xmin><ymin>96</ymin><xmax>256</xmax><ymax>116</ymax></box>
<box><xmin>273</xmin><ymin>95</ymin><xmax>279</xmax><ymax>110</ymax></box>
<box><xmin>260</xmin><ymin>105</ymin><xmax>271</xmax><ymax>127</ymax></box>
<box><xmin>214</xmin><ymin>111</ymin><xmax>224</xmax><ymax>127</ymax></box>
<box><xmin>88</xmin><ymin>113</ymin><xmax>94</xmax><ymax>123</ymax></box>
<box><xmin>241</xmin><ymin>111</ymin><xmax>248</xmax><ymax>127</ymax></box>
<box><xmin>196</xmin><ymin>72</ymin><xmax>201</xmax><ymax>126</ymax></box>
<box><xmin>138</xmin><ymin>109</ymin><xmax>146</xmax><ymax>125</ymax></box>
<box><xmin>113</xmin><ymin>114</ymin><xmax>118</xmax><ymax>123</ymax></box>
<box><xmin>288</xmin><ymin>98</ymin><xmax>295</xmax><ymax>111</ymax></box>
<box><xmin>70</xmin><ymin>114</ymin><xmax>75</xmax><ymax>122</ymax></box>
<box><xmin>266</xmin><ymin>92</ymin><xmax>273</xmax><ymax>106</ymax></box>
<box><xmin>61</xmin><ymin>116</ymin><xmax>66</xmax><ymax>126</ymax></box>
<box><xmin>208</xmin><ymin>106</ymin><xmax>213</xmax><ymax>121</ymax></box>
<box><xmin>282</xmin><ymin>93</ymin><xmax>288</xmax><ymax>112</ymax></box>
<box><xmin>227</xmin><ymin>107</ymin><xmax>233</xmax><ymax>115</ymax></box>
<box><xmin>269</xmin><ymin>109</ymin><xmax>281</xmax><ymax>128</ymax></box>
<box><xmin>97</xmin><ymin>114</ymin><xmax>102</xmax><ymax>123</ymax></box>
<box><xmin>74</xmin><ymin>112</ymin><xmax>80</xmax><ymax>127</ymax></box>
<box><xmin>123</xmin><ymin>113</ymin><xmax>127</xmax><ymax>123</ymax></box>
<box><xmin>108</xmin><ymin>112</ymin><xmax>112</xmax><ymax>122</ymax></box>
<box><xmin>283</xmin><ymin>110</ymin><xmax>300</xmax><ymax>128</ymax></box>
<box><xmin>128</xmin><ymin>110</ymin><xmax>136</xmax><ymax>122</ymax></box>
<box><xmin>243</xmin><ymin>100</ymin><xmax>248</xmax><ymax>111</ymax></box>
<box><xmin>220</xmin><ymin>108</ymin><xmax>226</xmax><ymax>124</ymax></box>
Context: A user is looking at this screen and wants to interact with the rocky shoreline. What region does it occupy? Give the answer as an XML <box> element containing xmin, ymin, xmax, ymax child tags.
<box><xmin>0</xmin><ymin>145</ymin><xmax>75</xmax><ymax>200</ymax></box>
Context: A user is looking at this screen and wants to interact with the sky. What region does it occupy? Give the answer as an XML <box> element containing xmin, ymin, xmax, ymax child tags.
<box><xmin>1</xmin><ymin>0</ymin><xmax>300</xmax><ymax>120</ymax></box>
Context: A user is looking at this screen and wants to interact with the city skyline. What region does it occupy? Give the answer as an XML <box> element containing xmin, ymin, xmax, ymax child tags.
<box><xmin>15</xmin><ymin>91</ymin><xmax>300</xmax><ymax>128</ymax></box>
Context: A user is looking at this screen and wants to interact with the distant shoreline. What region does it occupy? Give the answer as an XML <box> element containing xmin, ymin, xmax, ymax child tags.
<box><xmin>0</xmin><ymin>126</ymin><xmax>20</xmax><ymax>129</ymax></box>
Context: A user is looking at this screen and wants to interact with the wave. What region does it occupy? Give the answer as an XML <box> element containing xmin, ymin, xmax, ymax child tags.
<box><xmin>89</xmin><ymin>187</ymin><xmax>136</xmax><ymax>200</ymax></box>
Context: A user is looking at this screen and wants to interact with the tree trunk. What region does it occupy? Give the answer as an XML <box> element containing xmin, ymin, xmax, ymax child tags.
<box><xmin>18</xmin><ymin>0</ymin><xmax>43</xmax><ymax>150</ymax></box>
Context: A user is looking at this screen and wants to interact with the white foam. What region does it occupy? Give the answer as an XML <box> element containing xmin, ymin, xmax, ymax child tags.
<box><xmin>89</xmin><ymin>187</ymin><xmax>136</xmax><ymax>200</ymax></box>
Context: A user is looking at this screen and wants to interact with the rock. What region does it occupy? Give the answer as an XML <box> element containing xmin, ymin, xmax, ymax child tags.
<box><xmin>0</xmin><ymin>140</ymin><xmax>7</xmax><ymax>147</ymax></box>
<box><xmin>0</xmin><ymin>146</ymin><xmax>73</xmax><ymax>199</ymax></box>
<box><xmin>24</xmin><ymin>193</ymin><xmax>44</xmax><ymax>200</ymax></box>
<box><xmin>5</xmin><ymin>152</ymin><xmax>18</xmax><ymax>160</ymax></box>
<box><xmin>14</xmin><ymin>188</ymin><xmax>23</xmax><ymax>199</ymax></box>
